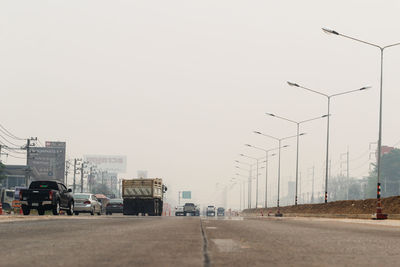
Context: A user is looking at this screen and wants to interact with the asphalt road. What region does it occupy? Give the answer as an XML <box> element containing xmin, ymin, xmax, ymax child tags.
<box><xmin>1</xmin><ymin>215</ymin><xmax>400</xmax><ymax>266</ymax></box>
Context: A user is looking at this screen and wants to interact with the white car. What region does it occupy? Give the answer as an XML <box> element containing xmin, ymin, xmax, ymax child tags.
<box><xmin>73</xmin><ymin>193</ymin><xmax>102</xmax><ymax>215</ymax></box>
<box><xmin>175</xmin><ymin>206</ymin><xmax>184</xmax><ymax>216</ymax></box>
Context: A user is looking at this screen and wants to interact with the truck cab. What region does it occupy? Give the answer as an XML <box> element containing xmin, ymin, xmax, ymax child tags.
<box><xmin>183</xmin><ymin>203</ymin><xmax>196</xmax><ymax>216</ymax></box>
<box><xmin>217</xmin><ymin>207</ymin><xmax>225</xmax><ymax>216</ymax></box>
<box><xmin>206</xmin><ymin>205</ymin><xmax>215</xmax><ymax>216</ymax></box>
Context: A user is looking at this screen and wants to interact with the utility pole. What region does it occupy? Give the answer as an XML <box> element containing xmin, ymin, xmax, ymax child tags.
<box><xmin>80</xmin><ymin>162</ymin><xmax>86</xmax><ymax>193</ymax></box>
<box><xmin>73</xmin><ymin>159</ymin><xmax>82</xmax><ymax>193</ymax></box>
<box><xmin>65</xmin><ymin>160</ymin><xmax>71</xmax><ymax>188</ymax></box>
<box><xmin>73</xmin><ymin>159</ymin><xmax>77</xmax><ymax>193</ymax></box>
<box><xmin>25</xmin><ymin>137</ymin><xmax>37</xmax><ymax>187</ymax></box>
<box><xmin>299</xmin><ymin>171</ymin><xmax>302</xmax><ymax>204</ymax></box>
<box><xmin>347</xmin><ymin>147</ymin><xmax>350</xmax><ymax>200</ymax></box>
<box><xmin>340</xmin><ymin>147</ymin><xmax>350</xmax><ymax>200</ymax></box>
<box><xmin>88</xmin><ymin>166</ymin><xmax>93</xmax><ymax>193</ymax></box>
<box><xmin>248</xmin><ymin>168</ymin><xmax>252</xmax><ymax>209</ymax></box>
<box><xmin>311</xmin><ymin>166</ymin><xmax>315</xmax><ymax>203</ymax></box>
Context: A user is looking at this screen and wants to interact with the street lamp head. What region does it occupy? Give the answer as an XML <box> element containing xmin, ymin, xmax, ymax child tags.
<box><xmin>283</xmin><ymin>145</ymin><xmax>289</xmax><ymax>148</ymax></box>
<box><xmin>239</xmin><ymin>154</ymin><xmax>245</xmax><ymax>157</ymax></box>
<box><xmin>322</xmin><ymin>27</ymin><xmax>339</xmax><ymax>35</ymax></box>
<box><xmin>266</xmin><ymin>113</ymin><xmax>275</xmax><ymax>117</ymax></box>
<box><xmin>287</xmin><ymin>81</ymin><xmax>300</xmax><ymax>87</ymax></box>
<box><xmin>322</xmin><ymin>114</ymin><xmax>329</xmax><ymax>118</ymax></box>
<box><xmin>245</xmin><ymin>144</ymin><xmax>252</xmax><ymax>147</ymax></box>
<box><xmin>235</xmin><ymin>160</ymin><xmax>240</xmax><ymax>163</ymax></box>
<box><xmin>360</xmin><ymin>86</ymin><xmax>371</xmax><ymax>91</ymax></box>
<box><xmin>299</xmin><ymin>133</ymin><xmax>306</xmax><ymax>136</ymax></box>
<box><xmin>253</xmin><ymin>131</ymin><xmax>262</xmax><ymax>135</ymax></box>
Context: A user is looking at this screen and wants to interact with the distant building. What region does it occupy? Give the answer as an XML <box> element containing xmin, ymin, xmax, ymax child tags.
<box><xmin>0</xmin><ymin>165</ymin><xmax>40</xmax><ymax>189</ymax></box>
<box><xmin>380</xmin><ymin>146</ymin><xmax>395</xmax><ymax>156</ymax></box>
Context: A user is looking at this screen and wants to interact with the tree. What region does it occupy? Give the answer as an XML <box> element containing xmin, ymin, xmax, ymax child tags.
<box><xmin>366</xmin><ymin>148</ymin><xmax>400</xmax><ymax>198</ymax></box>
<box><xmin>328</xmin><ymin>175</ymin><xmax>363</xmax><ymax>201</ymax></box>
<box><xmin>0</xmin><ymin>162</ymin><xmax>6</xmax><ymax>183</ymax></box>
<box><xmin>91</xmin><ymin>183</ymin><xmax>112</xmax><ymax>195</ymax></box>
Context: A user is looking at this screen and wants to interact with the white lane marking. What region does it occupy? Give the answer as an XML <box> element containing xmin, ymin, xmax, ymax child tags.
<box><xmin>206</xmin><ymin>226</ymin><xmax>217</xmax><ymax>229</ymax></box>
<box><xmin>275</xmin><ymin>216</ymin><xmax>400</xmax><ymax>227</ymax></box>
<box><xmin>212</xmin><ymin>239</ymin><xmax>241</xmax><ymax>252</ymax></box>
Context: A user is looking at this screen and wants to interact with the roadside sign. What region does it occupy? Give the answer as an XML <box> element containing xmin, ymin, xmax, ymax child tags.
<box><xmin>182</xmin><ymin>191</ymin><xmax>191</xmax><ymax>199</ymax></box>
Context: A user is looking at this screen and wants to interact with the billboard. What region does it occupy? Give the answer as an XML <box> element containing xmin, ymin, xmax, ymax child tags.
<box><xmin>137</xmin><ymin>170</ymin><xmax>148</xmax><ymax>178</ymax></box>
<box><xmin>84</xmin><ymin>155</ymin><xmax>127</xmax><ymax>173</ymax></box>
<box><xmin>27</xmin><ymin>141</ymin><xmax>66</xmax><ymax>182</ymax></box>
<box><xmin>182</xmin><ymin>191</ymin><xmax>191</xmax><ymax>199</ymax></box>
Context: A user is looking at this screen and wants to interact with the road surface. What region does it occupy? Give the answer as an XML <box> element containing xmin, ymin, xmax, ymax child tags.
<box><xmin>1</xmin><ymin>215</ymin><xmax>400</xmax><ymax>266</ymax></box>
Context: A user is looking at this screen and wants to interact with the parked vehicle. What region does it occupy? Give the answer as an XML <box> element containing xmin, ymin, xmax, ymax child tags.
<box><xmin>106</xmin><ymin>199</ymin><xmax>123</xmax><ymax>215</ymax></box>
<box><xmin>19</xmin><ymin>181</ymin><xmax>74</xmax><ymax>216</ymax></box>
<box><xmin>175</xmin><ymin>206</ymin><xmax>184</xmax><ymax>216</ymax></box>
<box><xmin>1</xmin><ymin>189</ymin><xmax>14</xmax><ymax>207</ymax></box>
<box><xmin>217</xmin><ymin>207</ymin><xmax>225</xmax><ymax>216</ymax></box>
<box><xmin>73</xmin><ymin>193</ymin><xmax>102</xmax><ymax>215</ymax></box>
<box><xmin>183</xmin><ymin>203</ymin><xmax>196</xmax><ymax>216</ymax></box>
<box><xmin>206</xmin><ymin>206</ymin><xmax>215</xmax><ymax>216</ymax></box>
<box><xmin>122</xmin><ymin>178</ymin><xmax>167</xmax><ymax>216</ymax></box>
<box><xmin>94</xmin><ymin>194</ymin><xmax>110</xmax><ymax>214</ymax></box>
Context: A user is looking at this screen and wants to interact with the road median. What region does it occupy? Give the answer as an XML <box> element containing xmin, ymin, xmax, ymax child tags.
<box><xmin>242</xmin><ymin>196</ymin><xmax>400</xmax><ymax>220</ymax></box>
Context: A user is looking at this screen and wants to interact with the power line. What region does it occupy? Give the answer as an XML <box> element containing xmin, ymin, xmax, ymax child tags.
<box><xmin>0</xmin><ymin>135</ymin><xmax>24</xmax><ymax>148</ymax></box>
<box><xmin>2</xmin><ymin>146</ymin><xmax>26</xmax><ymax>155</ymax></box>
<box><xmin>0</xmin><ymin>123</ymin><xmax>25</xmax><ymax>140</ymax></box>
<box><xmin>5</xmin><ymin>153</ymin><xmax>26</xmax><ymax>160</ymax></box>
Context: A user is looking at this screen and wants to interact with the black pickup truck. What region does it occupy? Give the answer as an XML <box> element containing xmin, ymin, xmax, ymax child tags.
<box><xmin>19</xmin><ymin>181</ymin><xmax>74</xmax><ymax>216</ymax></box>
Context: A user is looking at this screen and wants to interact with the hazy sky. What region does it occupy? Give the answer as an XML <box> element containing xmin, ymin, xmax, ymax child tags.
<box><xmin>2</xmin><ymin>1</ymin><xmax>400</xmax><ymax>208</ymax></box>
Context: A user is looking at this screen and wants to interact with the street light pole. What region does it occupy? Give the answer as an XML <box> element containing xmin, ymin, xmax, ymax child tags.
<box><xmin>231</xmin><ymin>177</ymin><xmax>245</xmax><ymax>211</ymax></box>
<box><xmin>240</xmin><ymin>154</ymin><xmax>261</xmax><ymax>208</ymax></box>
<box><xmin>235</xmin><ymin>172</ymin><xmax>248</xmax><ymax>210</ymax></box>
<box><xmin>236</xmin><ymin>160</ymin><xmax>253</xmax><ymax>208</ymax></box>
<box><xmin>287</xmin><ymin>82</ymin><xmax>369</xmax><ymax>203</ymax></box>
<box><xmin>254</xmin><ymin>131</ymin><xmax>304</xmax><ymax>216</ymax></box>
<box><xmin>266</xmin><ymin>113</ymin><xmax>328</xmax><ymax>205</ymax></box>
<box><xmin>322</xmin><ymin>27</ymin><xmax>400</xmax><ymax>218</ymax></box>
<box><xmin>245</xmin><ymin>144</ymin><xmax>282</xmax><ymax>208</ymax></box>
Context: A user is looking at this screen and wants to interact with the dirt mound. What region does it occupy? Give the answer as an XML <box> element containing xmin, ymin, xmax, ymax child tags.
<box><xmin>243</xmin><ymin>196</ymin><xmax>400</xmax><ymax>215</ymax></box>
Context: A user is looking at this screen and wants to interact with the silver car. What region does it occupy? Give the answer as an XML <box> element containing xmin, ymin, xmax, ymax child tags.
<box><xmin>73</xmin><ymin>193</ymin><xmax>102</xmax><ymax>215</ymax></box>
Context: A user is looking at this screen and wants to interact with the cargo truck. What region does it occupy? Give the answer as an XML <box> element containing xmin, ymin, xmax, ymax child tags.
<box><xmin>183</xmin><ymin>203</ymin><xmax>196</xmax><ymax>216</ymax></box>
<box><xmin>122</xmin><ymin>178</ymin><xmax>167</xmax><ymax>216</ymax></box>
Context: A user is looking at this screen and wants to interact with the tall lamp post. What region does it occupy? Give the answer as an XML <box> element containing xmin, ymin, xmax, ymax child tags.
<box><xmin>235</xmin><ymin>160</ymin><xmax>254</xmax><ymax>208</ymax></box>
<box><xmin>253</xmin><ymin>131</ymin><xmax>304</xmax><ymax>216</ymax></box>
<box><xmin>245</xmin><ymin>144</ymin><xmax>283</xmax><ymax>208</ymax></box>
<box><xmin>266</xmin><ymin>113</ymin><xmax>328</xmax><ymax>205</ymax></box>
<box><xmin>322</xmin><ymin>28</ymin><xmax>400</xmax><ymax>219</ymax></box>
<box><xmin>287</xmin><ymin>81</ymin><xmax>369</xmax><ymax>203</ymax></box>
<box><xmin>239</xmin><ymin>154</ymin><xmax>263</xmax><ymax>208</ymax></box>
<box><xmin>235</xmin><ymin>170</ymin><xmax>249</xmax><ymax>209</ymax></box>
<box><xmin>231</xmin><ymin>177</ymin><xmax>245</xmax><ymax>210</ymax></box>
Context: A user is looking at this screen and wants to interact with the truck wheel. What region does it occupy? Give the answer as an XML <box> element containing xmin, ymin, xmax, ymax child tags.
<box><xmin>21</xmin><ymin>205</ymin><xmax>30</xmax><ymax>215</ymax></box>
<box><xmin>38</xmin><ymin>208</ymin><xmax>45</xmax><ymax>215</ymax></box>
<box><xmin>74</xmin><ymin>212</ymin><xmax>79</xmax><ymax>215</ymax></box>
<box><xmin>67</xmin><ymin>202</ymin><xmax>74</xmax><ymax>216</ymax></box>
<box><xmin>90</xmin><ymin>208</ymin><xmax>94</xmax><ymax>216</ymax></box>
<box><xmin>52</xmin><ymin>201</ymin><xmax>60</xmax><ymax>215</ymax></box>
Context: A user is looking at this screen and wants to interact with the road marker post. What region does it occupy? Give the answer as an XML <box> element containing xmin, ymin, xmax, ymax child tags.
<box><xmin>0</xmin><ymin>202</ymin><xmax>3</xmax><ymax>215</ymax></box>
<box><xmin>373</xmin><ymin>183</ymin><xmax>388</xmax><ymax>220</ymax></box>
